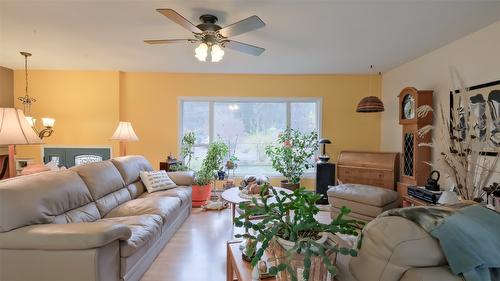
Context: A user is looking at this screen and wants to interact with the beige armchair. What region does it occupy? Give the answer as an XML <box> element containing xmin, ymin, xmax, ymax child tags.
<box><xmin>336</xmin><ymin>216</ymin><xmax>462</xmax><ymax>281</ymax></box>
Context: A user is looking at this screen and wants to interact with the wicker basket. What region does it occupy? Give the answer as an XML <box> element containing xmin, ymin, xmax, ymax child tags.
<box><xmin>265</xmin><ymin>238</ymin><xmax>337</xmax><ymax>281</ymax></box>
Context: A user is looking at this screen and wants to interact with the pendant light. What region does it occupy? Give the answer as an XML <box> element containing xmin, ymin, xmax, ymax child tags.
<box><xmin>18</xmin><ymin>51</ymin><xmax>55</xmax><ymax>138</ymax></box>
<box><xmin>356</xmin><ymin>65</ymin><xmax>384</xmax><ymax>113</ymax></box>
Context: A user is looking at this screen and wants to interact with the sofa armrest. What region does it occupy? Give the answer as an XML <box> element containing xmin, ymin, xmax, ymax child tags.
<box><xmin>401</xmin><ymin>266</ymin><xmax>463</xmax><ymax>281</ymax></box>
<box><xmin>0</xmin><ymin>221</ymin><xmax>131</xmax><ymax>250</ymax></box>
<box><xmin>167</xmin><ymin>171</ymin><xmax>195</xmax><ymax>186</ymax></box>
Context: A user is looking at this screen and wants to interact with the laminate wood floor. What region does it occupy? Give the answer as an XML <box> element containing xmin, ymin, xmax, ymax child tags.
<box><xmin>141</xmin><ymin>207</ymin><xmax>332</xmax><ymax>281</ymax></box>
<box><xmin>140</xmin><ymin>208</ymin><xmax>236</xmax><ymax>281</ymax></box>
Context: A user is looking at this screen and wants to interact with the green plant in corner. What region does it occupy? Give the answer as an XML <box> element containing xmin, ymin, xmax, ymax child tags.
<box><xmin>265</xmin><ymin>128</ymin><xmax>319</xmax><ymax>184</ymax></box>
<box><xmin>194</xmin><ymin>139</ymin><xmax>229</xmax><ymax>185</ymax></box>
<box><xmin>235</xmin><ymin>185</ymin><xmax>363</xmax><ymax>281</ymax></box>
<box><xmin>180</xmin><ymin>131</ymin><xmax>196</xmax><ymax>169</ymax></box>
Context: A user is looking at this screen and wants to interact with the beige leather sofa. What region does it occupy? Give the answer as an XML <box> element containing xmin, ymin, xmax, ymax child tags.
<box><xmin>0</xmin><ymin>155</ymin><xmax>194</xmax><ymax>281</ymax></box>
<box><xmin>335</xmin><ymin>216</ymin><xmax>463</xmax><ymax>281</ymax></box>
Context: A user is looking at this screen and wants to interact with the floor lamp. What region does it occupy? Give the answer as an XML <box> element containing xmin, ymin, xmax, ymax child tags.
<box><xmin>111</xmin><ymin>121</ymin><xmax>139</xmax><ymax>156</ymax></box>
<box><xmin>0</xmin><ymin>108</ymin><xmax>43</xmax><ymax>177</ymax></box>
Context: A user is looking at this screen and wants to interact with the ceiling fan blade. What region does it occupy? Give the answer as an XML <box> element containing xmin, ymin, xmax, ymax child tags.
<box><xmin>144</xmin><ymin>39</ymin><xmax>195</xmax><ymax>45</ymax></box>
<box><xmin>219</xmin><ymin>15</ymin><xmax>265</xmax><ymax>38</ymax></box>
<box><xmin>156</xmin><ymin>9</ymin><xmax>202</xmax><ymax>33</ymax></box>
<box><xmin>224</xmin><ymin>40</ymin><xmax>265</xmax><ymax>56</ymax></box>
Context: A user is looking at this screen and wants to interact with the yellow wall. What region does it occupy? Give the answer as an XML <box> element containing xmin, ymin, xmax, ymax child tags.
<box><xmin>0</xmin><ymin>66</ymin><xmax>14</xmax><ymax>108</ymax></box>
<box><xmin>11</xmin><ymin>70</ymin><xmax>382</xmax><ymax>188</ymax></box>
<box><xmin>13</xmin><ymin>70</ymin><xmax>120</xmax><ymax>162</ymax></box>
<box><xmin>122</xmin><ymin>73</ymin><xmax>382</xmax><ymax>187</ymax></box>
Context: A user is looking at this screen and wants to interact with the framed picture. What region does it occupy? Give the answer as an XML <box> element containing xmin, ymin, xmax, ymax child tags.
<box><xmin>450</xmin><ymin>80</ymin><xmax>500</xmax><ymax>156</ymax></box>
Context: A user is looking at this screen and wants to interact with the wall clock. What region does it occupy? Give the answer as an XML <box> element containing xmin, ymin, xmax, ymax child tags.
<box><xmin>397</xmin><ymin>87</ymin><xmax>433</xmax><ymax>202</ymax></box>
<box><xmin>402</xmin><ymin>94</ymin><xmax>415</xmax><ymax>119</ymax></box>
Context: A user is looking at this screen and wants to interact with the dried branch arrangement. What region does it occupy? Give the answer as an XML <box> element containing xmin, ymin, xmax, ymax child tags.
<box><xmin>418</xmin><ymin>87</ymin><xmax>499</xmax><ymax>201</ymax></box>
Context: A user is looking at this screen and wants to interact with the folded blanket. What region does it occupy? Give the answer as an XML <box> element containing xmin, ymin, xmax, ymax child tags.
<box><xmin>380</xmin><ymin>203</ymin><xmax>500</xmax><ymax>281</ymax></box>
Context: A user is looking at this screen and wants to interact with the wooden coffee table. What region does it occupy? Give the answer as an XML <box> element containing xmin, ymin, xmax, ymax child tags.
<box><xmin>221</xmin><ymin>187</ymin><xmax>292</xmax><ymax>222</ymax></box>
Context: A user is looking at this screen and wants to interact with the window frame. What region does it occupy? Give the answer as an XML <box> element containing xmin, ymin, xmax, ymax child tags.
<box><xmin>178</xmin><ymin>96</ymin><xmax>323</xmax><ymax>178</ymax></box>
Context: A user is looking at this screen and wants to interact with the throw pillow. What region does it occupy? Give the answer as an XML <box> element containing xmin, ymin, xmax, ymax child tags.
<box><xmin>140</xmin><ymin>170</ymin><xmax>177</xmax><ymax>193</ymax></box>
<box><xmin>45</xmin><ymin>160</ymin><xmax>60</xmax><ymax>171</ymax></box>
<box><xmin>20</xmin><ymin>164</ymin><xmax>50</xmax><ymax>175</ymax></box>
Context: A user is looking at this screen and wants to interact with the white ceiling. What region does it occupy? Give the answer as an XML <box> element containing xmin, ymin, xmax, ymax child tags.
<box><xmin>1</xmin><ymin>0</ymin><xmax>500</xmax><ymax>74</ymax></box>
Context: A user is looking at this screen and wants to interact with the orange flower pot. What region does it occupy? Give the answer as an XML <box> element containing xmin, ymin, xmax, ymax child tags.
<box><xmin>192</xmin><ymin>184</ymin><xmax>212</xmax><ymax>207</ymax></box>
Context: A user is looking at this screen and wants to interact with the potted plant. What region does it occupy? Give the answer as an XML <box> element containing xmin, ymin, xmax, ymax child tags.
<box><xmin>235</xmin><ymin>186</ymin><xmax>362</xmax><ymax>281</ymax></box>
<box><xmin>192</xmin><ymin>139</ymin><xmax>229</xmax><ymax>207</ymax></box>
<box><xmin>265</xmin><ymin>128</ymin><xmax>318</xmax><ymax>190</ymax></box>
<box><xmin>173</xmin><ymin>131</ymin><xmax>196</xmax><ymax>172</ymax></box>
<box><xmin>226</xmin><ymin>136</ymin><xmax>239</xmax><ymax>177</ymax></box>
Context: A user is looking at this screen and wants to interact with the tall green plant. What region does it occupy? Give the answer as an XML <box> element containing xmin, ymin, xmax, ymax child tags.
<box><xmin>265</xmin><ymin>128</ymin><xmax>319</xmax><ymax>184</ymax></box>
<box><xmin>235</xmin><ymin>186</ymin><xmax>363</xmax><ymax>281</ymax></box>
<box><xmin>194</xmin><ymin>139</ymin><xmax>229</xmax><ymax>185</ymax></box>
<box><xmin>180</xmin><ymin>131</ymin><xmax>196</xmax><ymax>169</ymax></box>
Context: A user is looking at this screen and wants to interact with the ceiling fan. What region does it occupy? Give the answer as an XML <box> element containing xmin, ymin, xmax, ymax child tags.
<box><xmin>144</xmin><ymin>9</ymin><xmax>266</xmax><ymax>62</ymax></box>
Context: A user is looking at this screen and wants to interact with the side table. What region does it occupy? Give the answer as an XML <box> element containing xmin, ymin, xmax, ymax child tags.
<box><xmin>402</xmin><ymin>195</ymin><xmax>432</xmax><ymax>207</ymax></box>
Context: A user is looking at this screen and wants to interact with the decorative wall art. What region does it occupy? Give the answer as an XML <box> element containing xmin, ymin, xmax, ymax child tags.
<box><xmin>450</xmin><ymin>80</ymin><xmax>500</xmax><ymax>156</ymax></box>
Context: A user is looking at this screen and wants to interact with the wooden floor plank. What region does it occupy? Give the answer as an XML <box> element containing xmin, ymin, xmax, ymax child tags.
<box><xmin>141</xmin><ymin>207</ymin><xmax>332</xmax><ymax>281</ymax></box>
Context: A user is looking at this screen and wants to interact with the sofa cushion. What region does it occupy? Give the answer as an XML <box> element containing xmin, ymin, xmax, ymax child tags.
<box><xmin>105</xmin><ymin>197</ymin><xmax>182</xmax><ymax>224</ymax></box>
<box><xmin>401</xmin><ymin>266</ymin><xmax>461</xmax><ymax>281</ymax></box>
<box><xmin>126</xmin><ymin>181</ymin><xmax>147</xmax><ymax>199</ymax></box>
<box><xmin>71</xmin><ymin>160</ymin><xmax>130</xmax><ymax>216</ymax></box>
<box><xmin>0</xmin><ymin>170</ymin><xmax>98</xmax><ymax>232</ymax></box>
<box><xmin>100</xmin><ymin>215</ymin><xmax>162</xmax><ymax>257</ymax></box>
<box><xmin>166</xmin><ymin>171</ymin><xmax>195</xmax><ymax>186</ymax></box>
<box><xmin>53</xmin><ymin>202</ymin><xmax>101</xmax><ymax>224</ymax></box>
<box><xmin>139</xmin><ymin>186</ymin><xmax>192</xmax><ymax>205</ymax></box>
<box><xmin>327</xmin><ymin>184</ymin><xmax>398</xmax><ymax>207</ymax></box>
<box><xmin>329</xmin><ymin>197</ymin><xmax>400</xmax><ymax>219</ymax></box>
<box><xmin>111</xmin><ymin>156</ymin><xmax>153</xmax><ymax>186</ymax></box>
<box><xmin>71</xmin><ymin>160</ymin><xmax>125</xmax><ymax>199</ymax></box>
<box><xmin>94</xmin><ymin>188</ymin><xmax>133</xmax><ymax>217</ymax></box>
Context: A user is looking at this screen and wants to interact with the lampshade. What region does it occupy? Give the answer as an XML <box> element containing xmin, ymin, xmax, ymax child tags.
<box><xmin>195</xmin><ymin>43</ymin><xmax>208</xmax><ymax>62</ymax></box>
<box><xmin>111</xmin><ymin>122</ymin><xmax>139</xmax><ymax>142</ymax></box>
<box><xmin>0</xmin><ymin>108</ymin><xmax>43</xmax><ymax>145</ymax></box>
<box><xmin>42</xmin><ymin>118</ymin><xmax>55</xmax><ymax>127</ymax></box>
<box><xmin>356</xmin><ymin>96</ymin><xmax>385</xmax><ymax>112</ymax></box>
<box><xmin>25</xmin><ymin>116</ymin><xmax>36</xmax><ymax>127</ymax></box>
<box><xmin>438</xmin><ymin>190</ymin><xmax>460</xmax><ymax>205</ymax></box>
<box><xmin>318</xmin><ymin>138</ymin><xmax>332</xmax><ymax>144</ymax></box>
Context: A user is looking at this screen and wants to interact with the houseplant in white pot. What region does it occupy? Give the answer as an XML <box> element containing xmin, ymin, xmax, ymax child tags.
<box><xmin>265</xmin><ymin>128</ymin><xmax>318</xmax><ymax>190</ymax></box>
<box><xmin>235</xmin><ymin>186</ymin><xmax>363</xmax><ymax>281</ymax></box>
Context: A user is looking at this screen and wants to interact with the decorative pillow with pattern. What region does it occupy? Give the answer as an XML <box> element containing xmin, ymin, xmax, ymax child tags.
<box><xmin>140</xmin><ymin>170</ymin><xmax>177</xmax><ymax>193</ymax></box>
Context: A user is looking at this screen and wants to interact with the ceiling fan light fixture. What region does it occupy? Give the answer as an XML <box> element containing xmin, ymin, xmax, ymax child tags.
<box><xmin>211</xmin><ymin>44</ymin><xmax>224</xmax><ymax>62</ymax></box>
<box><xmin>195</xmin><ymin>43</ymin><xmax>208</xmax><ymax>61</ymax></box>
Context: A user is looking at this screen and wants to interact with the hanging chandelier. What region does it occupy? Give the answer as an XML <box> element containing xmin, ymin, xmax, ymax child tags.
<box><xmin>18</xmin><ymin>51</ymin><xmax>55</xmax><ymax>139</ymax></box>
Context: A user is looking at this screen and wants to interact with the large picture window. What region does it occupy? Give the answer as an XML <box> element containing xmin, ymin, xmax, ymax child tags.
<box><xmin>180</xmin><ymin>98</ymin><xmax>321</xmax><ymax>176</ymax></box>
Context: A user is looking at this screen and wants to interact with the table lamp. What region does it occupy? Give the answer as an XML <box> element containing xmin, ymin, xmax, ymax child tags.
<box><xmin>0</xmin><ymin>108</ymin><xmax>43</xmax><ymax>177</ymax></box>
<box><xmin>318</xmin><ymin>138</ymin><xmax>332</xmax><ymax>163</ymax></box>
<box><xmin>111</xmin><ymin>121</ymin><xmax>139</xmax><ymax>156</ymax></box>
